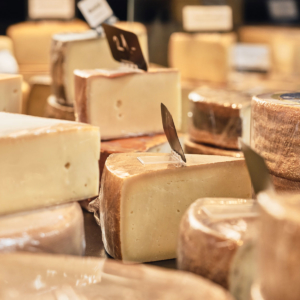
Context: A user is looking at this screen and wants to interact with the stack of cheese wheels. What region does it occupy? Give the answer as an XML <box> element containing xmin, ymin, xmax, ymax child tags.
<box><xmin>185</xmin><ymin>87</ymin><xmax>251</xmax><ymax>157</ymax></box>
<box><xmin>178</xmin><ymin>198</ymin><xmax>258</xmax><ymax>300</ymax></box>
<box><xmin>254</xmin><ymin>192</ymin><xmax>300</xmax><ymax>300</ymax></box>
<box><xmin>251</xmin><ymin>92</ymin><xmax>300</xmax><ymax>191</ymax></box>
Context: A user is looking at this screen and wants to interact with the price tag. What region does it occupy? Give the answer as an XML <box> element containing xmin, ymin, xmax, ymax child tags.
<box><xmin>231</xmin><ymin>43</ymin><xmax>271</xmax><ymax>72</ymax></box>
<box><xmin>28</xmin><ymin>0</ymin><xmax>75</xmax><ymax>20</ymax></box>
<box><xmin>183</xmin><ymin>5</ymin><xmax>233</xmax><ymax>32</ymax></box>
<box><xmin>268</xmin><ymin>0</ymin><xmax>298</xmax><ymax>21</ymax></box>
<box><xmin>78</xmin><ymin>0</ymin><xmax>113</xmax><ymax>28</ymax></box>
<box><xmin>102</xmin><ymin>24</ymin><xmax>148</xmax><ymax>71</ymax></box>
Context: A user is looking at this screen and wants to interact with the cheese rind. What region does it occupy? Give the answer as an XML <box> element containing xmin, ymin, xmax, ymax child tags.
<box><xmin>0</xmin><ymin>74</ymin><xmax>22</xmax><ymax>113</ymax></box>
<box><xmin>0</xmin><ymin>252</ymin><xmax>234</xmax><ymax>300</ymax></box>
<box><xmin>100</xmin><ymin>153</ymin><xmax>252</xmax><ymax>262</ymax></box>
<box><xmin>169</xmin><ymin>32</ymin><xmax>236</xmax><ymax>83</ymax></box>
<box><xmin>251</xmin><ymin>92</ymin><xmax>300</xmax><ymax>181</ymax></box>
<box><xmin>45</xmin><ymin>95</ymin><xmax>75</xmax><ymax>121</ymax></box>
<box><xmin>271</xmin><ymin>174</ymin><xmax>300</xmax><ymax>191</ymax></box>
<box><xmin>0</xmin><ymin>113</ymin><xmax>100</xmax><ymax>215</ymax></box>
<box><xmin>74</xmin><ymin>68</ymin><xmax>181</xmax><ymax>140</ymax></box>
<box><xmin>0</xmin><ymin>202</ymin><xmax>84</xmax><ymax>255</ymax></box>
<box><xmin>189</xmin><ymin>87</ymin><xmax>251</xmax><ymax>149</ymax></box>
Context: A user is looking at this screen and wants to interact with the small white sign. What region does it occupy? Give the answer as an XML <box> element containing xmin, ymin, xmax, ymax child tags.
<box><xmin>78</xmin><ymin>0</ymin><xmax>113</xmax><ymax>28</ymax></box>
<box><xmin>231</xmin><ymin>43</ymin><xmax>271</xmax><ymax>72</ymax></box>
<box><xmin>268</xmin><ymin>0</ymin><xmax>298</xmax><ymax>20</ymax></box>
<box><xmin>28</xmin><ymin>0</ymin><xmax>75</xmax><ymax>20</ymax></box>
<box><xmin>183</xmin><ymin>5</ymin><xmax>233</xmax><ymax>32</ymax></box>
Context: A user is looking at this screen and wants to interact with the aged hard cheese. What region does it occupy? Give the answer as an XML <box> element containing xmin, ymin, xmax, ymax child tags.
<box><xmin>0</xmin><ymin>113</ymin><xmax>100</xmax><ymax>215</ymax></box>
<box><xmin>258</xmin><ymin>192</ymin><xmax>300</xmax><ymax>300</ymax></box>
<box><xmin>271</xmin><ymin>174</ymin><xmax>300</xmax><ymax>192</ymax></box>
<box><xmin>251</xmin><ymin>92</ymin><xmax>300</xmax><ymax>181</ymax></box>
<box><xmin>0</xmin><ymin>252</ymin><xmax>234</xmax><ymax>300</ymax></box>
<box><xmin>189</xmin><ymin>87</ymin><xmax>251</xmax><ymax>149</ymax></box>
<box><xmin>169</xmin><ymin>32</ymin><xmax>236</xmax><ymax>83</ymax></box>
<box><xmin>45</xmin><ymin>95</ymin><xmax>75</xmax><ymax>121</ymax></box>
<box><xmin>74</xmin><ymin>69</ymin><xmax>181</xmax><ymax>140</ymax></box>
<box><xmin>0</xmin><ymin>203</ymin><xmax>84</xmax><ymax>255</ymax></box>
<box><xmin>0</xmin><ymin>74</ymin><xmax>22</xmax><ymax>113</ymax></box>
<box><xmin>51</xmin><ymin>22</ymin><xmax>148</xmax><ymax>105</ymax></box>
<box><xmin>100</xmin><ymin>153</ymin><xmax>252</xmax><ymax>262</ymax></box>
<box><xmin>178</xmin><ymin>198</ymin><xmax>258</xmax><ymax>300</ymax></box>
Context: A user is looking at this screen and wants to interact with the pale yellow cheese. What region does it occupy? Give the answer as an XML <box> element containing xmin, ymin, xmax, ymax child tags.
<box><xmin>74</xmin><ymin>68</ymin><xmax>181</xmax><ymax>140</ymax></box>
<box><xmin>100</xmin><ymin>153</ymin><xmax>252</xmax><ymax>262</ymax></box>
<box><xmin>169</xmin><ymin>32</ymin><xmax>236</xmax><ymax>83</ymax></box>
<box><xmin>0</xmin><ymin>113</ymin><xmax>100</xmax><ymax>215</ymax></box>
<box><xmin>0</xmin><ymin>74</ymin><xmax>22</xmax><ymax>113</ymax></box>
<box><xmin>0</xmin><ymin>202</ymin><xmax>84</xmax><ymax>255</ymax></box>
<box><xmin>0</xmin><ymin>36</ymin><xmax>13</xmax><ymax>53</ymax></box>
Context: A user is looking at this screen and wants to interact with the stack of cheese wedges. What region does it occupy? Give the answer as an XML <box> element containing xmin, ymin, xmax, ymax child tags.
<box><xmin>185</xmin><ymin>86</ymin><xmax>250</xmax><ymax>158</ymax></box>
<box><xmin>0</xmin><ymin>112</ymin><xmax>100</xmax><ymax>255</ymax></box>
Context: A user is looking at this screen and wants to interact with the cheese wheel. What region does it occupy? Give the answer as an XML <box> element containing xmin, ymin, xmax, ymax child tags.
<box><xmin>258</xmin><ymin>192</ymin><xmax>300</xmax><ymax>300</ymax></box>
<box><xmin>0</xmin><ymin>252</ymin><xmax>234</xmax><ymax>300</ymax></box>
<box><xmin>45</xmin><ymin>95</ymin><xmax>75</xmax><ymax>121</ymax></box>
<box><xmin>271</xmin><ymin>174</ymin><xmax>300</xmax><ymax>192</ymax></box>
<box><xmin>0</xmin><ymin>202</ymin><xmax>84</xmax><ymax>255</ymax></box>
<box><xmin>251</xmin><ymin>92</ymin><xmax>300</xmax><ymax>181</ymax></box>
<box><xmin>185</xmin><ymin>138</ymin><xmax>243</xmax><ymax>158</ymax></box>
<box><xmin>189</xmin><ymin>87</ymin><xmax>251</xmax><ymax>149</ymax></box>
<box><xmin>178</xmin><ymin>198</ymin><xmax>257</xmax><ymax>300</ymax></box>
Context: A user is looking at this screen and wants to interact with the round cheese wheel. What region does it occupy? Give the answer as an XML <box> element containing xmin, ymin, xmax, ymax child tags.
<box><xmin>271</xmin><ymin>174</ymin><xmax>300</xmax><ymax>191</ymax></box>
<box><xmin>45</xmin><ymin>95</ymin><xmax>75</xmax><ymax>121</ymax></box>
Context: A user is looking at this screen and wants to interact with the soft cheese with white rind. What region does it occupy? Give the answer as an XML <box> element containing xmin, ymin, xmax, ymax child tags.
<box><xmin>0</xmin><ymin>113</ymin><xmax>100</xmax><ymax>215</ymax></box>
<box><xmin>100</xmin><ymin>153</ymin><xmax>252</xmax><ymax>262</ymax></box>
<box><xmin>74</xmin><ymin>69</ymin><xmax>181</xmax><ymax>140</ymax></box>
<box><xmin>0</xmin><ymin>202</ymin><xmax>85</xmax><ymax>255</ymax></box>
<box><xmin>0</xmin><ymin>74</ymin><xmax>22</xmax><ymax>113</ymax></box>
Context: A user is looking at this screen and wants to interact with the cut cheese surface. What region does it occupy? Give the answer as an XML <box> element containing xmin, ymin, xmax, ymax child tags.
<box><xmin>0</xmin><ymin>252</ymin><xmax>234</xmax><ymax>300</ymax></box>
<box><xmin>178</xmin><ymin>198</ymin><xmax>258</xmax><ymax>300</ymax></box>
<box><xmin>0</xmin><ymin>202</ymin><xmax>84</xmax><ymax>255</ymax></box>
<box><xmin>169</xmin><ymin>32</ymin><xmax>236</xmax><ymax>83</ymax></box>
<box><xmin>0</xmin><ymin>113</ymin><xmax>100</xmax><ymax>215</ymax></box>
<box><xmin>100</xmin><ymin>153</ymin><xmax>252</xmax><ymax>262</ymax></box>
<box><xmin>74</xmin><ymin>68</ymin><xmax>181</xmax><ymax>140</ymax></box>
<box><xmin>0</xmin><ymin>74</ymin><xmax>22</xmax><ymax>113</ymax></box>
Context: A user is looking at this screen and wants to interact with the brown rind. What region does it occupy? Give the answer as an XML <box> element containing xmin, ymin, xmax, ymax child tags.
<box><xmin>74</xmin><ymin>72</ymin><xmax>89</xmax><ymax>123</ymax></box>
<box><xmin>44</xmin><ymin>95</ymin><xmax>75</xmax><ymax>121</ymax></box>
<box><xmin>251</xmin><ymin>95</ymin><xmax>300</xmax><ymax>181</ymax></box>
<box><xmin>271</xmin><ymin>174</ymin><xmax>300</xmax><ymax>192</ymax></box>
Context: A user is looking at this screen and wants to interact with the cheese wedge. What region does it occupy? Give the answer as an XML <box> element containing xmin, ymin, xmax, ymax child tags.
<box><xmin>169</xmin><ymin>32</ymin><xmax>236</xmax><ymax>83</ymax></box>
<box><xmin>251</xmin><ymin>92</ymin><xmax>300</xmax><ymax>181</ymax></box>
<box><xmin>74</xmin><ymin>69</ymin><xmax>181</xmax><ymax>140</ymax></box>
<box><xmin>178</xmin><ymin>198</ymin><xmax>258</xmax><ymax>300</ymax></box>
<box><xmin>0</xmin><ymin>252</ymin><xmax>234</xmax><ymax>300</ymax></box>
<box><xmin>258</xmin><ymin>192</ymin><xmax>300</xmax><ymax>300</ymax></box>
<box><xmin>0</xmin><ymin>74</ymin><xmax>22</xmax><ymax>113</ymax></box>
<box><xmin>185</xmin><ymin>138</ymin><xmax>243</xmax><ymax>158</ymax></box>
<box><xmin>51</xmin><ymin>22</ymin><xmax>148</xmax><ymax>105</ymax></box>
<box><xmin>100</xmin><ymin>152</ymin><xmax>252</xmax><ymax>262</ymax></box>
<box><xmin>189</xmin><ymin>87</ymin><xmax>251</xmax><ymax>149</ymax></box>
<box><xmin>45</xmin><ymin>95</ymin><xmax>75</xmax><ymax>121</ymax></box>
<box><xmin>0</xmin><ymin>113</ymin><xmax>100</xmax><ymax>215</ymax></box>
<box><xmin>0</xmin><ymin>202</ymin><xmax>84</xmax><ymax>255</ymax></box>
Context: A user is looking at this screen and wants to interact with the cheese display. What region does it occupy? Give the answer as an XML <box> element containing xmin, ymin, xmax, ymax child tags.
<box><xmin>0</xmin><ymin>203</ymin><xmax>84</xmax><ymax>255</ymax></box>
<box><xmin>51</xmin><ymin>22</ymin><xmax>148</xmax><ymax>105</ymax></box>
<box><xmin>0</xmin><ymin>113</ymin><xmax>100</xmax><ymax>215</ymax></box>
<box><xmin>178</xmin><ymin>198</ymin><xmax>258</xmax><ymax>300</ymax></box>
<box><xmin>74</xmin><ymin>69</ymin><xmax>181</xmax><ymax>140</ymax></box>
<box><xmin>100</xmin><ymin>152</ymin><xmax>252</xmax><ymax>262</ymax></box>
<box><xmin>258</xmin><ymin>192</ymin><xmax>300</xmax><ymax>300</ymax></box>
<box><xmin>0</xmin><ymin>252</ymin><xmax>234</xmax><ymax>300</ymax></box>
<box><xmin>7</xmin><ymin>20</ymin><xmax>89</xmax><ymax>79</ymax></box>
<box><xmin>25</xmin><ymin>75</ymin><xmax>51</xmax><ymax>116</ymax></box>
<box><xmin>189</xmin><ymin>87</ymin><xmax>251</xmax><ymax>149</ymax></box>
<box><xmin>169</xmin><ymin>32</ymin><xmax>236</xmax><ymax>83</ymax></box>
<box><xmin>251</xmin><ymin>92</ymin><xmax>300</xmax><ymax>181</ymax></box>
<box><xmin>0</xmin><ymin>74</ymin><xmax>22</xmax><ymax>113</ymax></box>
<box><xmin>185</xmin><ymin>138</ymin><xmax>243</xmax><ymax>158</ymax></box>
<box><xmin>45</xmin><ymin>95</ymin><xmax>75</xmax><ymax>121</ymax></box>
<box><xmin>0</xmin><ymin>35</ymin><xmax>13</xmax><ymax>53</ymax></box>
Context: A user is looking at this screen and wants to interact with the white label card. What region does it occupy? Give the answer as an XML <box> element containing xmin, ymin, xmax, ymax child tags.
<box><xmin>183</xmin><ymin>5</ymin><xmax>233</xmax><ymax>32</ymax></box>
<box><xmin>78</xmin><ymin>0</ymin><xmax>113</xmax><ymax>28</ymax></box>
<box><xmin>231</xmin><ymin>43</ymin><xmax>271</xmax><ymax>72</ymax></box>
<box><xmin>268</xmin><ymin>0</ymin><xmax>298</xmax><ymax>20</ymax></box>
<box><xmin>28</xmin><ymin>0</ymin><xmax>75</xmax><ymax>20</ymax></box>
